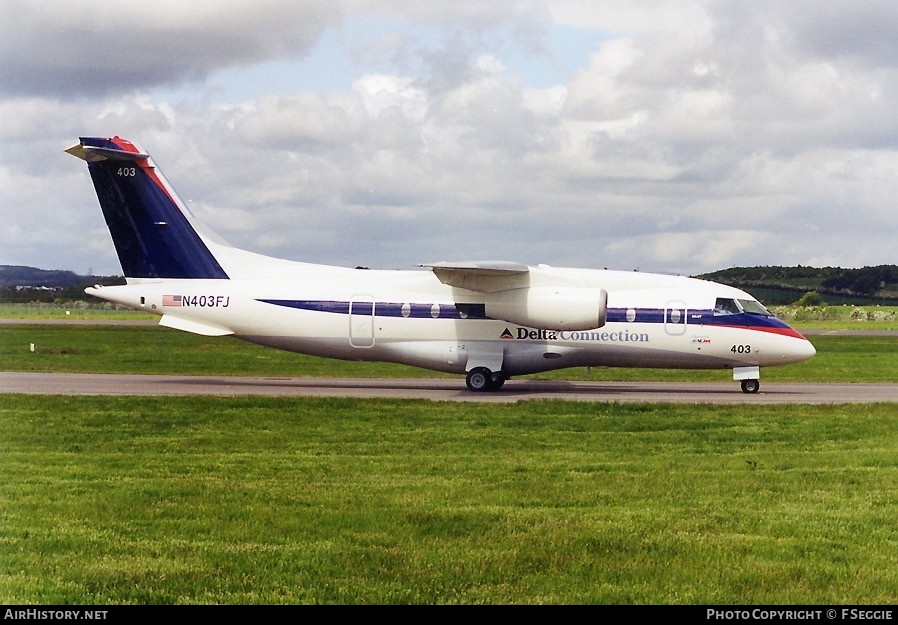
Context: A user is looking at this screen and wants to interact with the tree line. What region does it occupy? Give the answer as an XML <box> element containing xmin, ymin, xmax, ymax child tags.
<box><xmin>698</xmin><ymin>265</ymin><xmax>898</xmax><ymax>298</ymax></box>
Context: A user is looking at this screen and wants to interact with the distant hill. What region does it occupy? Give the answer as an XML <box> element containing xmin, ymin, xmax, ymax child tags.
<box><xmin>5</xmin><ymin>263</ymin><xmax>898</xmax><ymax>306</ymax></box>
<box><xmin>696</xmin><ymin>265</ymin><xmax>898</xmax><ymax>305</ymax></box>
<box><xmin>0</xmin><ymin>265</ymin><xmax>123</xmax><ymax>303</ymax></box>
<box><xmin>0</xmin><ymin>265</ymin><xmax>91</xmax><ymax>288</ymax></box>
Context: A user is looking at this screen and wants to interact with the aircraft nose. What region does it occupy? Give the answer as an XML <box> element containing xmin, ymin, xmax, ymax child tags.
<box><xmin>786</xmin><ymin>336</ymin><xmax>816</xmax><ymax>363</ymax></box>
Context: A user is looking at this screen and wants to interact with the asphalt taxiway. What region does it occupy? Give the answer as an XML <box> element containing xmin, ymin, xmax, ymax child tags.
<box><xmin>2</xmin><ymin>371</ymin><xmax>897</xmax><ymax>404</ymax></box>
<box><xmin>3</xmin><ymin>320</ymin><xmax>896</xmax><ymax>404</ymax></box>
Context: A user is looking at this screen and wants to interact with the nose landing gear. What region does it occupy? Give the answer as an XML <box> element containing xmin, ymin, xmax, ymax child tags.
<box><xmin>734</xmin><ymin>366</ymin><xmax>761</xmax><ymax>394</ymax></box>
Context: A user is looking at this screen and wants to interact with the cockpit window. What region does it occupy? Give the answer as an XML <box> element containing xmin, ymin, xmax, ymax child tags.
<box><xmin>737</xmin><ymin>299</ymin><xmax>772</xmax><ymax>316</ymax></box>
<box><xmin>714</xmin><ymin>298</ymin><xmax>741</xmax><ymax>315</ymax></box>
<box><xmin>714</xmin><ymin>297</ymin><xmax>773</xmax><ymax>316</ymax></box>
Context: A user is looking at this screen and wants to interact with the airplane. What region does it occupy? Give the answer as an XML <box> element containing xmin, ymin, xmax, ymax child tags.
<box><xmin>66</xmin><ymin>136</ymin><xmax>816</xmax><ymax>394</ymax></box>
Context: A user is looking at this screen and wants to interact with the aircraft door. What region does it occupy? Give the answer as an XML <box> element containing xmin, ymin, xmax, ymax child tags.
<box><xmin>664</xmin><ymin>300</ymin><xmax>687</xmax><ymax>336</ymax></box>
<box><xmin>349</xmin><ymin>296</ymin><xmax>375</xmax><ymax>347</ymax></box>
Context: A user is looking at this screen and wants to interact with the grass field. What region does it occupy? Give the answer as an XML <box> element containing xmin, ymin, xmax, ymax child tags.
<box><xmin>2</xmin><ymin>312</ymin><xmax>898</xmax><ymax>604</ymax></box>
<box><xmin>0</xmin><ymin>303</ymin><xmax>156</xmax><ymax>321</ymax></box>
<box><xmin>774</xmin><ymin>304</ymin><xmax>898</xmax><ymax>330</ymax></box>
<box><xmin>3</xmin><ymin>395</ymin><xmax>898</xmax><ymax>604</ymax></box>
<box><xmin>2</xmin><ymin>323</ymin><xmax>898</xmax><ymax>383</ymax></box>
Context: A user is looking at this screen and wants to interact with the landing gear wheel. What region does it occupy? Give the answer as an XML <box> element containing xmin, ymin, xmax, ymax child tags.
<box><xmin>488</xmin><ymin>371</ymin><xmax>506</xmax><ymax>390</ymax></box>
<box><xmin>466</xmin><ymin>367</ymin><xmax>492</xmax><ymax>392</ymax></box>
<box><xmin>741</xmin><ymin>379</ymin><xmax>760</xmax><ymax>394</ymax></box>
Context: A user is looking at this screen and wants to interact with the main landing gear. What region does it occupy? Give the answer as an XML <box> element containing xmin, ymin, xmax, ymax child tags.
<box><xmin>465</xmin><ymin>367</ymin><xmax>506</xmax><ymax>392</ymax></box>
<box><xmin>740</xmin><ymin>379</ymin><xmax>760</xmax><ymax>394</ymax></box>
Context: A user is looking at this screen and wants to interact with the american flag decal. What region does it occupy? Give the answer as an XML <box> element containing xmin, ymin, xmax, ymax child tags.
<box><xmin>162</xmin><ymin>294</ymin><xmax>182</xmax><ymax>307</ymax></box>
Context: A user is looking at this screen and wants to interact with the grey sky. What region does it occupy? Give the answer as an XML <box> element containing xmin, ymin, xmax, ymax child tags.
<box><xmin>2</xmin><ymin>0</ymin><xmax>896</xmax><ymax>276</ymax></box>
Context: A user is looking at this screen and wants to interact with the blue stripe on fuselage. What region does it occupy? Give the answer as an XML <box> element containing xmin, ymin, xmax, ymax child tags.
<box><xmin>257</xmin><ymin>299</ymin><xmax>489</xmax><ymax>320</ymax></box>
<box><xmin>257</xmin><ymin>299</ymin><xmax>795</xmax><ymax>331</ymax></box>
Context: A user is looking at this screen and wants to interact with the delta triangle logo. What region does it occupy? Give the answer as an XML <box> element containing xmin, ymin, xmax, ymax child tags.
<box><xmin>500</xmin><ymin>328</ymin><xmax>514</xmax><ymax>339</ymax></box>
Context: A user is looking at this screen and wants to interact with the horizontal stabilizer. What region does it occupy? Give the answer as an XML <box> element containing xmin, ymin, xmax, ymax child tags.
<box><xmin>159</xmin><ymin>315</ymin><xmax>233</xmax><ymax>337</ymax></box>
<box><xmin>65</xmin><ymin>144</ymin><xmax>149</xmax><ymax>163</ymax></box>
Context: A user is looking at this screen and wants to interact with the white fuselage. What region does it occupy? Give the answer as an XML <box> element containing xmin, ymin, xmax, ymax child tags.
<box><xmin>87</xmin><ymin>260</ymin><xmax>816</xmax><ymax>377</ymax></box>
<box><xmin>68</xmin><ymin>135</ymin><xmax>815</xmax><ymax>392</ymax></box>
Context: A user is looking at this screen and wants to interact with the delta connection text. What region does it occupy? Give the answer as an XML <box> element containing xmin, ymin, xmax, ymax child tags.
<box><xmin>511</xmin><ymin>327</ymin><xmax>650</xmax><ymax>342</ymax></box>
<box><xmin>707</xmin><ymin>608</ymin><xmax>892</xmax><ymax>621</ymax></box>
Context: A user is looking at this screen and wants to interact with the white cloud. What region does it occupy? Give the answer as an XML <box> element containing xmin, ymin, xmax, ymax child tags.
<box><xmin>0</xmin><ymin>0</ymin><xmax>339</xmax><ymax>97</ymax></box>
<box><xmin>548</xmin><ymin>0</ymin><xmax>712</xmax><ymax>35</ymax></box>
<box><xmin>2</xmin><ymin>1</ymin><xmax>898</xmax><ymax>278</ymax></box>
<box><xmin>353</xmin><ymin>74</ymin><xmax>428</xmax><ymax>120</ymax></box>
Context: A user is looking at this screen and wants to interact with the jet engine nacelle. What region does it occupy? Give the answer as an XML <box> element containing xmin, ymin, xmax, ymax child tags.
<box><xmin>485</xmin><ymin>287</ymin><xmax>608</xmax><ymax>331</ymax></box>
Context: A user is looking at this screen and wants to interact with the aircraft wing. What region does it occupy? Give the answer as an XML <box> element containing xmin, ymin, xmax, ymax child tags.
<box><xmin>422</xmin><ymin>260</ymin><xmax>608</xmax><ymax>330</ymax></box>
<box><xmin>420</xmin><ymin>261</ymin><xmax>531</xmax><ymax>292</ymax></box>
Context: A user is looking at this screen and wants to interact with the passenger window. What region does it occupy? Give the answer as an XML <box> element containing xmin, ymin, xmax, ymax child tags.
<box><xmin>714</xmin><ymin>298</ymin><xmax>740</xmax><ymax>315</ymax></box>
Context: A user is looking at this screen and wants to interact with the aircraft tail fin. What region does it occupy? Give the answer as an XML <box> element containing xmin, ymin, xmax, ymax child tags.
<box><xmin>67</xmin><ymin>136</ymin><xmax>229</xmax><ymax>280</ymax></box>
